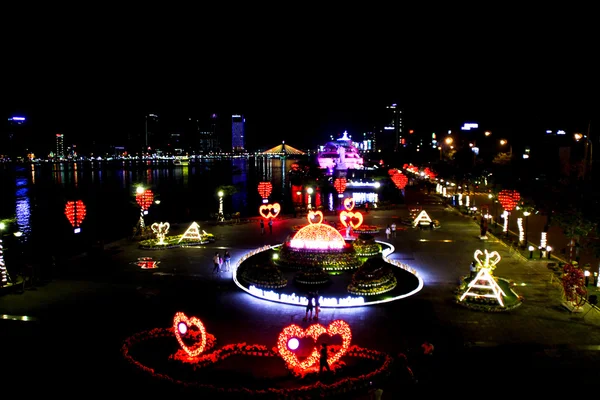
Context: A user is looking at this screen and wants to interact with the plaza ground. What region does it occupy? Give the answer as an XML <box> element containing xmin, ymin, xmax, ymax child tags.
<box><xmin>2</xmin><ymin>187</ymin><xmax>600</xmax><ymax>396</ymax></box>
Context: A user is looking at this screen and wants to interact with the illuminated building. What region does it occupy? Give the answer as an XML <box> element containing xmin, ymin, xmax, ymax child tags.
<box><xmin>379</xmin><ymin>103</ymin><xmax>403</xmax><ymax>152</ymax></box>
<box><xmin>232</xmin><ymin>114</ymin><xmax>245</xmax><ymax>152</ymax></box>
<box><xmin>56</xmin><ymin>133</ymin><xmax>65</xmax><ymax>160</ymax></box>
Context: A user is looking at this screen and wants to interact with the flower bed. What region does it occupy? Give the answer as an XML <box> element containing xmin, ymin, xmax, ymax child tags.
<box><xmin>294</xmin><ymin>267</ymin><xmax>331</xmax><ymax>285</ymax></box>
<box><xmin>277</xmin><ymin>244</ymin><xmax>363</xmax><ymax>271</ymax></box>
<box><xmin>352</xmin><ymin>225</ymin><xmax>380</xmax><ymax>235</ymax></box>
<box><xmin>139</xmin><ymin>234</ymin><xmax>215</xmax><ymax>250</ymax></box>
<box><xmin>122</xmin><ymin>328</ymin><xmax>394</xmax><ymax>398</ymax></box>
<box><xmin>239</xmin><ymin>264</ymin><xmax>287</xmax><ymax>289</ymax></box>
<box><xmin>352</xmin><ymin>234</ymin><xmax>382</xmax><ymax>256</ymax></box>
<box><xmin>347</xmin><ymin>260</ymin><xmax>397</xmax><ymax>296</ymax></box>
<box><xmin>455</xmin><ymin>277</ymin><xmax>524</xmax><ymax>312</ymax></box>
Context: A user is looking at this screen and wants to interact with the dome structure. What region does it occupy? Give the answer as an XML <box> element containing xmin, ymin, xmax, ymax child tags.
<box><xmin>290</xmin><ymin>223</ymin><xmax>346</xmax><ymax>250</ymax></box>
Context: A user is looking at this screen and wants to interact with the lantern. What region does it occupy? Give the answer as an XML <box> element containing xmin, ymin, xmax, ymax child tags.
<box><xmin>333</xmin><ymin>178</ymin><xmax>347</xmax><ymax>196</ymax></box>
<box><xmin>257</xmin><ymin>182</ymin><xmax>273</xmax><ymax>203</ymax></box>
<box><xmin>497</xmin><ymin>189</ymin><xmax>520</xmax><ymax>212</ymax></box>
<box><xmin>65</xmin><ymin>200</ymin><xmax>86</xmax><ymax>233</ymax></box>
<box><xmin>136</xmin><ymin>189</ymin><xmax>154</xmax><ymax>213</ymax></box>
<box><xmin>391</xmin><ymin>172</ymin><xmax>408</xmax><ymax>189</ymax></box>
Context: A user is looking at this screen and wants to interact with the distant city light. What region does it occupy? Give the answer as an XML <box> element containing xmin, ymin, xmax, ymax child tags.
<box><xmin>461</xmin><ymin>123</ymin><xmax>479</xmax><ymax>131</ymax></box>
<box><xmin>8</xmin><ymin>117</ymin><xmax>25</xmax><ymax>121</ymax></box>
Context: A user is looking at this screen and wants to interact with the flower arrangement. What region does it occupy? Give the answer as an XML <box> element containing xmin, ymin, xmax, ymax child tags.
<box><xmin>277</xmin><ymin>244</ymin><xmax>363</xmax><ymax>271</ymax></box>
<box><xmin>122</xmin><ymin>327</ymin><xmax>394</xmax><ymax>398</ymax></box>
<box><xmin>347</xmin><ymin>260</ymin><xmax>397</xmax><ymax>296</ymax></box>
<box><xmin>294</xmin><ymin>267</ymin><xmax>330</xmax><ymax>285</ymax></box>
<box><xmin>352</xmin><ymin>225</ymin><xmax>380</xmax><ymax>234</ymax></box>
<box><xmin>239</xmin><ymin>263</ymin><xmax>287</xmax><ymax>289</ymax></box>
<box><xmin>352</xmin><ymin>234</ymin><xmax>382</xmax><ymax>256</ymax></box>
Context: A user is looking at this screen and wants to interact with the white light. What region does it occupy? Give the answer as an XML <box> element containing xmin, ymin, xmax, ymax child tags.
<box><xmin>178</xmin><ymin>322</ymin><xmax>188</xmax><ymax>335</ymax></box>
<box><xmin>288</xmin><ymin>338</ymin><xmax>299</xmax><ymax>350</ymax></box>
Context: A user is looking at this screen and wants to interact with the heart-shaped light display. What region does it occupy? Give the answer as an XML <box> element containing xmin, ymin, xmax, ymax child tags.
<box><xmin>340</xmin><ymin>211</ymin><xmax>364</xmax><ymax>229</ymax></box>
<box><xmin>257</xmin><ymin>182</ymin><xmax>273</xmax><ymax>199</ymax></box>
<box><xmin>173</xmin><ymin>312</ymin><xmax>206</xmax><ymax>357</ymax></box>
<box><xmin>259</xmin><ymin>203</ymin><xmax>281</xmax><ymax>219</ymax></box>
<box><xmin>151</xmin><ymin>222</ymin><xmax>170</xmax><ymax>235</ymax></box>
<box><xmin>307</xmin><ymin>210</ymin><xmax>323</xmax><ymax>225</ymax></box>
<box><xmin>333</xmin><ymin>178</ymin><xmax>347</xmax><ymax>194</ymax></box>
<box><xmin>277</xmin><ymin>320</ymin><xmax>352</xmax><ymax>370</ymax></box>
<box><xmin>474</xmin><ymin>249</ymin><xmax>501</xmax><ymax>268</ymax></box>
<box><xmin>497</xmin><ymin>189</ymin><xmax>520</xmax><ymax>212</ymax></box>
<box><xmin>173</xmin><ymin>312</ymin><xmax>208</xmax><ymax>358</ymax></box>
<box><xmin>391</xmin><ymin>173</ymin><xmax>408</xmax><ymax>189</ymax></box>
<box><xmin>343</xmin><ymin>197</ymin><xmax>355</xmax><ymax>211</ymax></box>
<box><xmin>136</xmin><ymin>189</ymin><xmax>154</xmax><ymax>210</ymax></box>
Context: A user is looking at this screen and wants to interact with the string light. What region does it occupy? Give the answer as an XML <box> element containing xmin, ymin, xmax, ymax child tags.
<box><xmin>259</xmin><ymin>203</ymin><xmax>281</xmax><ymax>219</ymax></box>
<box><xmin>412</xmin><ymin>210</ymin><xmax>432</xmax><ymax>227</ymax></box>
<box><xmin>151</xmin><ymin>222</ymin><xmax>170</xmax><ymax>245</ymax></box>
<box><xmin>257</xmin><ymin>182</ymin><xmax>273</xmax><ymax>200</ymax></box>
<box><xmin>460</xmin><ymin>249</ymin><xmax>506</xmax><ymax>306</ymax></box>
<box><xmin>179</xmin><ymin>222</ymin><xmax>202</xmax><ymax>243</ymax></box>
<box><xmin>339</xmin><ymin>211</ymin><xmax>364</xmax><ymax>229</ymax></box>
<box><xmin>64</xmin><ymin>200</ymin><xmax>86</xmax><ymax>233</ymax></box>
<box><xmin>290</xmin><ymin>223</ymin><xmax>346</xmax><ymax>250</ymax></box>
<box><xmin>173</xmin><ymin>312</ymin><xmax>208</xmax><ymax>357</ymax></box>
<box><xmin>277</xmin><ymin>320</ymin><xmax>352</xmax><ymax>371</ymax></box>
<box><xmin>343</xmin><ymin>197</ymin><xmax>355</xmax><ymax>211</ymax></box>
<box><xmin>517</xmin><ymin>217</ymin><xmax>524</xmax><ymax>244</ymax></box>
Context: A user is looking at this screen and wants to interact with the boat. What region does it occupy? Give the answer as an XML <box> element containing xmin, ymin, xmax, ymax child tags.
<box><xmin>317</xmin><ymin>131</ymin><xmax>364</xmax><ymax>171</ymax></box>
<box><xmin>173</xmin><ymin>156</ymin><xmax>189</xmax><ymax>166</ymax></box>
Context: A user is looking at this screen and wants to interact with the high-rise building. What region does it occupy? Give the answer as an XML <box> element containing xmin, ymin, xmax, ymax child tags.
<box><xmin>379</xmin><ymin>104</ymin><xmax>403</xmax><ymax>152</ymax></box>
<box><xmin>56</xmin><ymin>133</ymin><xmax>65</xmax><ymax>159</ymax></box>
<box><xmin>144</xmin><ymin>113</ymin><xmax>159</xmax><ymax>152</ymax></box>
<box><xmin>3</xmin><ymin>116</ymin><xmax>28</xmax><ymax>159</ymax></box>
<box><xmin>232</xmin><ymin>114</ymin><xmax>245</xmax><ymax>152</ymax></box>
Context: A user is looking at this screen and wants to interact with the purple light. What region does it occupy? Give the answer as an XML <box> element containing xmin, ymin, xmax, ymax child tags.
<box><xmin>9</xmin><ymin>117</ymin><xmax>26</xmax><ymax>121</ymax></box>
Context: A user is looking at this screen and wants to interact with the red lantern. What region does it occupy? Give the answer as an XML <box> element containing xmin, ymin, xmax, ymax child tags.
<box><xmin>333</xmin><ymin>178</ymin><xmax>347</xmax><ymax>194</ymax></box>
<box><xmin>65</xmin><ymin>200</ymin><xmax>86</xmax><ymax>233</ymax></box>
<box><xmin>136</xmin><ymin>189</ymin><xmax>154</xmax><ymax>211</ymax></box>
<box><xmin>392</xmin><ymin>172</ymin><xmax>408</xmax><ymax>189</ymax></box>
<box><xmin>497</xmin><ymin>189</ymin><xmax>520</xmax><ymax>212</ymax></box>
<box><xmin>257</xmin><ymin>182</ymin><xmax>273</xmax><ymax>199</ymax></box>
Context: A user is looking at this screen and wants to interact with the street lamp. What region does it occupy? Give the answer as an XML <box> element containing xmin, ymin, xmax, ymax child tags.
<box><xmin>528</xmin><ymin>245</ymin><xmax>535</xmax><ymax>259</ymax></box>
<box><xmin>522</xmin><ymin>210</ymin><xmax>531</xmax><ymax>248</ymax></box>
<box><xmin>307</xmin><ymin>187</ymin><xmax>313</xmax><ymax>210</ymax></box>
<box><xmin>218</xmin><ymin>191</ymin><xmax>224</xmax><ymax>221</ymax></box>
<box><xmin>574</xmin><ymin>131</ymin><xmax>593</xmax><ymax>180</ymax></box>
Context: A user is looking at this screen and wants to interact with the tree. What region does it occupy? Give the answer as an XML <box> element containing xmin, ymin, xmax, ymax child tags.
<box><xmin>551</xmin><ymin>209</ymin><xmax>596</xmax><ymax>261</ymax></box>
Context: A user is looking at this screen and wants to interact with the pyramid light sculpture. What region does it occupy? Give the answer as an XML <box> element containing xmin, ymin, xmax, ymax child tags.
<box><xmin>460</xmin><ymin>249</ymin><xmax>506</xmax><ymax>306</ymax></box>
<box><xmin>412</xmin><ymin>210</ymin><xmax>432</xmax><ymax>227</ymax></box>
<box><xmin>179</xmin><ymin>222</ymin><xmax>202</xmax><ymax>243</ymax></box>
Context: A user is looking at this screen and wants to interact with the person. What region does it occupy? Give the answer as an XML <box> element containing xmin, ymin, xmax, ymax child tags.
<box><xmin>391</xmin><ymin>222</ymin><xmax>397</xmax><ymax>237</ymax></box>
<box><xmin>260</xmin><ymin>219</ymin><xmax>265</xmax><ymax>235</ymax></box>
<box><xmin>212</xmin><ymin>252</ymin><xmax>221</xmax><ymax>274</ymax></box>
<box><xmin>319</xmin><ymin>343</ymin><xmax>331</xmax><ymax>374</ymax></box>
<box><xmin>364</xmin><ymin>202</ymin><xmax>369</xmax><ymax>213</ymax></box>
<box><xmin>268</xmin><ymin>218</ymin><xmax>273</xmax><ymax>234</ymax></box>
<box><xmin>304</xmin><ymin>292</ymin><xmax>314</xmax><ymax>321</ymax></box>
<box><xmin>223</xmin><ymin>250</ymin><xmax>231</xmax><ymax>272</ymax></box>
<box><xmin>346</xmin><ymin>224</ymin><xmax>351</xmax><ymax>238</ymax></box>
<box><xmin>469</xmin><ymin>261</ymin><xmax>477</xmax><ymax>279</ymax></box>
<box><xmin>313</xmin><ymin>291</ymin><xmax>320</xmax><ymax>320</ymax></box>
<box><xmin>385</xmin><ymin>225</ymin><xmax>391</xmax><ymax>239</ymax></box>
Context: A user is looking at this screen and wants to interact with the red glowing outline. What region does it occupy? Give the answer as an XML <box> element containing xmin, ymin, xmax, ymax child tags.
<box><xmin>173</xmin><ymin>312</ymin><xmax>208</xmax><ymax>357</ymax></box>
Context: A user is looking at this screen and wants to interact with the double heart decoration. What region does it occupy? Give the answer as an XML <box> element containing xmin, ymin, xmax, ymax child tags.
<box><xmin>474</xmin><ymin>249</ymin><xmax>501</xmax><ymax>269</ymax></box>
<box><xmin>340</xmin><ymin>211</ymin><xmax>364</xmax><ymax>229</ymax></box>
<box><xmin>307</xmin><ymin>210</ymin><xmax>324</xmax><ymax>224</ymax></box>
<box><xmin>259</xmin><ymin>203</ymin><xmax>281</xmax><ymax>219</ymax></box>
<box><xmin>173</xmin><ymin>313</ymin><xmax>352</xmax><ymax>372</ymax></box>
<box><xmin>277</xmin><ymin>320</ymin><xmax>352</xmax><ymax>370</ymax></box>
<box><xmin>151</xmin><ymin>222</ymin><xmax>170</xmax><ymax>244</ymax></box>
<box><xmin>339</xmin><ymin>198</ymin><xmax>363</xmax><ymax>229</ymax></box>
<box><xmin>173</xmin><ymin>312</ymin><xmax>208</xmax><ymax>357</ymax></box>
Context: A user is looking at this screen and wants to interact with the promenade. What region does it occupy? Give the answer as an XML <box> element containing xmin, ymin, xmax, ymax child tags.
<box><xmin>1</xmin><ymin>186</ymin><xmax>600</xmax><ymax>396</ymax></box>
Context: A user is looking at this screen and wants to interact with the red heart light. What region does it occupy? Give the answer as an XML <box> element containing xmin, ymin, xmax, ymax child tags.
<box><xmin>497</xmin><ymin>189</ymin><xmax>521</xmax><ymax>212</ymax></box>
<box><xmin>307</xmin><ymin>210</ymin><xmax>324</xmax><ymax>224</ymax></box>
<box><xmin>343</xmin><ymin>197</ymin><xmax>355</xmax><ymax>211</ymax></box>
<box><xmin>259</xmin><ymin>203</ymin><xmax>281</xmax><ymax>219</ymax></box>
<box><xmin>340</xmin><ymin>211</ymin><xmax>364</xmax><ymax>229</ymax></box>
<box><xmin>173</xmin><ymin>312</ymin><xmax>208</xmax><ymax>358</ymax></box>
<box><xmin>136</xmin><ymin>189</ymin><xmax>154</xmax><ymax>211</ymax></box>
<box><xmin>333</xmin><ymin>178</ymin><xmax>347</xmax><ymax>194</ymax></box>
<box><xmin>277</xmin><ymin>320</ymin><xmax>352</xmax><ymax>371</ymax></box>
<box><xmin>391</xmin><ymin>173</ymin><xmax>408</xmax><ymax>189</ymax></box>
<box><xmin>257</xmin><ymin>182</ymin><xmax>273</xmax><ymax>199</ymax></box>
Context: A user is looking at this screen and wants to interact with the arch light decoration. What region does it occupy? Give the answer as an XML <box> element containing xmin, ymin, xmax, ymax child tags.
<box><xmin>232</xmin><ymin>242</ymin><xmax>424</xmax><ymax>308</ymax></box>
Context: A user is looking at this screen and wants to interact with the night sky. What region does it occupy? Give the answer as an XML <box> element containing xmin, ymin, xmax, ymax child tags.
<box><xmin>2</xmin><ymin>16</ymin><xmax>597</xmax><ymax>152</ymax></box>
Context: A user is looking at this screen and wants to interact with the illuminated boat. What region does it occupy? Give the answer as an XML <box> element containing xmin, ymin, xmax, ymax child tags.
<box><xmin>317</xmin><ymin>131</ymin><xmax>364</xmax><ymax>171</ymax></box>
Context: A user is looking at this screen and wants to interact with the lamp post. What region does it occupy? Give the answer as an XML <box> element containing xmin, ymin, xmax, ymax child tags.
<box><xmin>307</xmin><ymin>187</ymin><xmax>313</xmax><ymax>210</ymax></box>
<box><xmin>528</xmin><ymin>245</ymin><xmax>535</xmax><ymax>259</ymax></box>
<box><xmin>218</xmin><ymin>191</ymin><xmax>224</xmax><ymax>221</ymax></box>
<box><xmin>523</xmin><ymin>210</ymin><xmax>531</xmax><ymax>248</ymax></box>
<box><xmin>0</xmin><ymin>222</ymin><xmax>9</xmax><ymax>286</ymax></box>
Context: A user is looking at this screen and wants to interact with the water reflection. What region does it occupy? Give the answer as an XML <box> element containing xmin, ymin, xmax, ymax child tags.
<box><xmin>15</xmin><ymin>177</ymin><xmax>31</xmax><ymax>242</ymax></box>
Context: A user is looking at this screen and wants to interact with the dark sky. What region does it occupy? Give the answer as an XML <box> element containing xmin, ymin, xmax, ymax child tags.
<box><xmin>3</xmin><ymin>15</ymin><xmax>597</xmax><ymax>151</ymax></box>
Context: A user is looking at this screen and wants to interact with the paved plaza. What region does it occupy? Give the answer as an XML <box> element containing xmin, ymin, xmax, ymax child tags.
<box><xmin>2</xmin><ymin>188</ymin><xmax>600</xmax><ymax>395</ymax></box>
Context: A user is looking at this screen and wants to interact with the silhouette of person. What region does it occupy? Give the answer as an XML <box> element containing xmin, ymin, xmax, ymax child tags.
<box><xmin>268</xmin><ymin>218</ymin><xmax>273</xmax><ymax>234</ymax></box>
<box><xmin>304</xmin><ymin>292</ymin><xmax>314</xmax><ymax>320</ymax></box>
<box><xmin>260</xmin><ymin>219</ymin><xmax>265</xmax><ymax>235</ymax></box>
<box><xmin>319</xmin><ymin>343</ymin><xmax>331</xmax><ymax>374</ymax></box>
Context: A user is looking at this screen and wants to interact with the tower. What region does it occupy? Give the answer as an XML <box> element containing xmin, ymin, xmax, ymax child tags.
<box><xmin>232</xmin><ymin>114</ymin><xmax>245</xmax><ymax>152</ymax></box>
<box><xmin>56</xmin><ymin>133</ymin><xmax>65</xmax><ymax>160</ymax></box>
<box><xmin>380</xmin><ymin>103</ymin><xmax>403</xmax><ymax>152</ymax></box>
